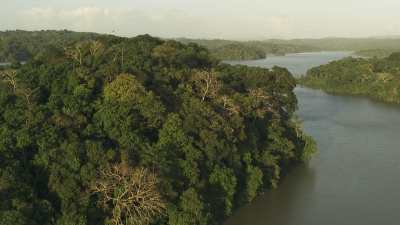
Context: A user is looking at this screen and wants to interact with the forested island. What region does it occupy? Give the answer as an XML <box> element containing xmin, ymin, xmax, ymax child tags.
<box><xmin>0</xmin><ymin>32</ymin><xmax>316</xmax><ymax>225</ymax></box>
<box><xmin>298</xmin><ymin>53</ymin><xmax>400</xmax><ymax>104</ymax></box>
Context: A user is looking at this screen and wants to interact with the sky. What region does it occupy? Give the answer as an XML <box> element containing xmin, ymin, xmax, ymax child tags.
<box><xmin>1</xmin><ymin>0</ymin><xmax>400</xmax><ymax>40</ymax></box>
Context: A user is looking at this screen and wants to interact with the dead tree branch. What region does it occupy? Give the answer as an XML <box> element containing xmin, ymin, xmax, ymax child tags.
<box><xmin>91</xmin><ymin>165</ymin><xmax>165</xmax><ymax>225</ymax></box>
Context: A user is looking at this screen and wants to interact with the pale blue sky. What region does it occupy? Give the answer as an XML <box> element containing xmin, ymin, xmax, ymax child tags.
<box><xmin>1</xmin><ymin>0</ymin><xmax>400</xmax><ymax>39</ymax></box>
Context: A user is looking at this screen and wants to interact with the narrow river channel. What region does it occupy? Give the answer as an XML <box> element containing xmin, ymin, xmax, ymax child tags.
<box><xmin>226</xmin><ymin>52</ymin><xmax>400</xmax><ymax>225</ymax></box>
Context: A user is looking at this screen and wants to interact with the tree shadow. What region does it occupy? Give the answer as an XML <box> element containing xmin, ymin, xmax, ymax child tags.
<box><xmin>225</xmin><ymin>163</ymin><xmax>317</xmax><ymax>225</ymax></box>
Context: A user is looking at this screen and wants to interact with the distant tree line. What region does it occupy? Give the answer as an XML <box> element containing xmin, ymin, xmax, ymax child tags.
<box><xmin>177</xmin><ymin>38</ymin><xmax>319</xmax><ymax>60</ymax></box>
<box><xmin>354</xmin><ymin>49</ymin><xmax>399</xmax><ymax>58</ymax></box>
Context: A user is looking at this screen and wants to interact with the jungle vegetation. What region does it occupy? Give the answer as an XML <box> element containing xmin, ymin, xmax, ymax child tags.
<box><xmin>3</xmin><ymin>30</ymin><xmax>400</xmax><ymax>62</ymax></box>
<box><xmin>0</xmin><ymin>31</ymin><xmax>317</xmax><ymax>63</ymax></box>
<box><xmin>0</xmin><ymin>33</ymin><xmax>316</xmax><ymax>225</ymax></box>
<box><xmin>211</xmin><ymin>43</ymin><xmax>266</xmax><ymax>61</ymax></box>
<box><xmin>298</xmin><ymin>53</ymin><xmax>400</xmax><ymax>104</ymax></box>
<box><xmin>0</xmin><ymin>30</ymin><xmax>103</xmax><ymax>62</ymax></box>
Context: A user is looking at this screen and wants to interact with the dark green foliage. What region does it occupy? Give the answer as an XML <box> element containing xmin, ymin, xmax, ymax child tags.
<box><xmin>0</xmin><ymin>30</ymin><xmax>107</xmax><ymax>62</ymax></box>
<box><xmin>0</xmin><ymin>32</ymin><xmax>315</xmax><ymax>225</ymax></box>
<box><xmin>298</xmin><ymin>53</ymin><xmax>400</xmax><ymax>104</ymax></box>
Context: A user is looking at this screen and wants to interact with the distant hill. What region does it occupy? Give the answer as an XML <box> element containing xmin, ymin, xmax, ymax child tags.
<box><xmin>177</xmin><ymin>38</ymin><xmax>319</xmax><ymax>60</ymax></box>
<box><xmin>354</xmin><ymin>49</ymin><xmax>400</xmax><ymax>58</ymax></box>
<box><xmin>0</xmin><ymin>30</ymin><xmax>108</xmax><ymax>62</ymax></box>
<box><xmin>267</xmin><ymin>38</ymin><xmax>400</xmax><ymax>51</ymax></box>
<box><xmin>2</xmin><ymin>30</ymin><xmax>400</xmax><ymax>62</ymax></box>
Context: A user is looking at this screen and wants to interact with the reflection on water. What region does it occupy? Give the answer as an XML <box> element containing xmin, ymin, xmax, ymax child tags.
<box><xmin>226</xmin><ymin>164</ymin><xmax>317</xmax><ymax>225</ymax></box>
<box><xmin>226</xmin><ymin>53</ymin><xmax>400</xmax><ymax>225</ymax></box>
<box><xmin>226</xmin><ymin>51</ymin><xmax>353</xmax><ymax>76</ymax></box>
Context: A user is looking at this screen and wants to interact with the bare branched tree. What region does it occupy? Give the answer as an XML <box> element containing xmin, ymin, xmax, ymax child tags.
<box><xmin>17</xmin><ymin>87</ymin><xmax>37</xmax><ymax>106</ymax></box>
<box><xmin>89</xmin><ymin>40</ymin><xmax>104</xmax><ymax>57</ymax></box>
<box><xmin>192</xmin><ymin>70</ymin><xmax>220</xmax><ymax>101</ymax></box>
<box><xmin>91</xmin><ymin>165</ymin><xmax>165</xmax><ymax>225</ymax></box>
<box><xmin>249</xmin><ymin>88</ymin><xmax>278</xmax><ymax>117</ymax></box>
<box><xmin>219</xmin><ymin>95</ymin><xmax>240</xmax><ymax>115</ymax></box>
<box><xmin>65</xmin><ymin>45</ymin><xmax>83</xmax><ymax>66</ymax></box>
<box><xmin>0</xmin><ymin>69</ymin><xmax>18</xmax><ymax>92</ymax></box>
<box><xmin>1</xmin><ymin>69</ymin><xmax>38</xmax><ymax>109</ymax></box>
<box><xmin>249</xmin><ymin>88</ymin><xmax>271</xmax><ymax>101</ymax></box>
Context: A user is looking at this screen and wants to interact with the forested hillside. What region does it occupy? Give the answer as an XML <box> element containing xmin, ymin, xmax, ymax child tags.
<box><xmin>298</xmin><ymin>53</ymin><xmax>400</xmax><ymax>104</ymax></box>
<box><xmin>354</xmin><ymin>49</ymin><xmax>399</xmax><ymax>58</ymax></box>
<box><xmin>0</xmin><ymin>30</ymin><xmax>317</xmax><ymax>62</ymax></box>
<box><xmin>0</xmin><ymin>30</ymin><xmax>102</xmax><ymax>62</ymax></box>
<box><xmin>177</xmin><ymin>38</ymin><xmax>318</xmax><ymax>60</ymax></box>
<box><xmin>0</xmin><ymin>34</ymin><xmax>316</xmax><ymax>225</ymax></box>
<box><xmin>3</xmin><ymin>31</ymin><xmax>400</xmax><ymax>62</ymax></box>
<box><xmin>212</xmin><ymin>43</ymin><xmax>266</xmax><ymax>61</ymax></box>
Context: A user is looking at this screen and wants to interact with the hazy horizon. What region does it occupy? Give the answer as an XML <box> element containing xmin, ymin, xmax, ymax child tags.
<box><xmin>1</xmin><ymin>0</ymin><xmax>400</xmax><ymax>40</ymax></box>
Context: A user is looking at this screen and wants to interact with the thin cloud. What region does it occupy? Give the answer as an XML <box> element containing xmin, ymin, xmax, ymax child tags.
<box><xmin>16</xmin><ymin>6</ymin><xmax>294</xmax><ymax>39</ymax></box>
<box><xmin>12</xmin><ymin>4</ymin><xmax>400</xmax><ymax>39</ymax></box>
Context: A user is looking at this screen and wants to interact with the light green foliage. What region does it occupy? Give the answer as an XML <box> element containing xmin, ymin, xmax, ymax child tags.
<box><xmin>104</xmin><ymin>74</ymin><xmax>146</xmax><ymax>103</ymax></box>
<box><xmin>168</xmin><ymin>188</ymin><xmax>208</xmax><ymax>225</ymax></box>
<box><xmin>300</xmin><ymin>134</ymin><xmax>318</xmax><ymax>162</ymax></box>
<box><xmin>242</xmin><ymin>153</ymin><xmax>263</xmax><ymax>202</ymax></box>
<box><xmin>209</xmin><ymin>166</ymin><xmax>237</xmax><ymax>216</ymax></box>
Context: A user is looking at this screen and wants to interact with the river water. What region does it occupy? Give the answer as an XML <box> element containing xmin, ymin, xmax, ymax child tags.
<box><xmin>226</xmin><ymin>52</ymin><xmax>400</xmax><ymax>225</ymax></box>
<box><xmin>227</xmin><ymin>51</ymin><xmax>353</xmax><ymax>76</ymax></box>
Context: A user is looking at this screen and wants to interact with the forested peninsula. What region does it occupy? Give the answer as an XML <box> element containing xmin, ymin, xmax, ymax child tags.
<box><xmin>298</xmin><ymin>53</ymin><xmax>400</xmax><ymax>104</ymax></box>
<box><xmin>177</xmin><ymin>38</ymin><xmax>319</xmax><ymax>60</ymax></box>
<box><xmin>0</xmin><ymin>32</ymin><xmax>316</xmax><ymax>225</ymax></box>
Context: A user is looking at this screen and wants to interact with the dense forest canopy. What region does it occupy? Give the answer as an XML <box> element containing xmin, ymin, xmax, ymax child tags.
<box><xmin>0</xmin><ymin>31</ymin><xmax>317</xmax><ymax>63</ymax></box>
<box><xmin>3</xmin><ymin>30</ymin><xmax>400</xmax><ymax>62</ymax></box>
<box><xmin>0</xmin><ymin>30</ymin><xmax>103</xmax><ymax>62</ymax></box>
<box><xmin>211</xmin><ymin>43</ymin><xmax>266</xmax><ymax>61</ymax></box>
<box><xmin>0</xmin><ymin>33</ymin><xmax>316</xmax><ymax>225</ymax></box>
<box><xmin>298</xmin><ymin>53</ymin><xmax>400</xmax><ymax>104</ymax></box>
